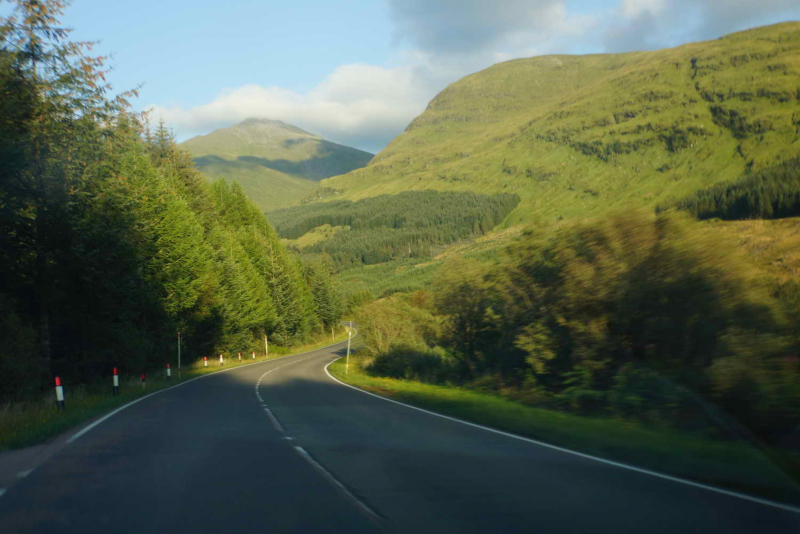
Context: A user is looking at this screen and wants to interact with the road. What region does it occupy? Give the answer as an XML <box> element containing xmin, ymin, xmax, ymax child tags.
<box><xmin>1</xmin><ymin>339</ymin><xmax>798</xmax><ymax>533</ymax></box>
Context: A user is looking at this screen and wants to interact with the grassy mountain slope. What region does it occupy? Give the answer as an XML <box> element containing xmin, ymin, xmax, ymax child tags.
<box><xmin>180</xmin><ymin>118</ymin><xmax>373</xmax><ymax>211</ymax></box>
<box><xmin>318</xmin><ymin>22</ymin><xmax>800</xmax><ymax>228</ymax></box>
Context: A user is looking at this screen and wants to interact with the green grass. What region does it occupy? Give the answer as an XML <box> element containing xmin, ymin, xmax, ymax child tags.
<box><xmin>336</xmin><ymin>258</ymin><xmax>444</xmax><ymax>297</ymax></box>
<box><xmin>282</xmin><ymin>224</ymin><xmax>349</xmax><ymax>249</ymax></box>
<box><xmin>0</xmin><ymin>327</ymin><xmax>352</xmax><ymax>451</ymax></box>
<box><xmin>317</xmin><ymin>22</ymin><xmax>800</xmax><ymax>230</ymax></box>
<box><xmin>329</xmin><ymin>358</ymin><xmax>800</xmax><ymax>505</ymax></box>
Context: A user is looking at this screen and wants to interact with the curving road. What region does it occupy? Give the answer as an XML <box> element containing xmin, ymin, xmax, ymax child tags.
<box><xmin>1</xmin><ymin>339</ymin><xmax>798</xmax><ymax>533</ymax></box>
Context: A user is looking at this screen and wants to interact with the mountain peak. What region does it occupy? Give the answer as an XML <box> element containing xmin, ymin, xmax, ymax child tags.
<box><xmin>236</xmin><ymin>117</ymin><xmax>316</xmax><ymax>138</ymax></box>
<box><xmin>179</xmin><ymin>119</ymin><xmax>373</xmax><ymax>211</ymax></box>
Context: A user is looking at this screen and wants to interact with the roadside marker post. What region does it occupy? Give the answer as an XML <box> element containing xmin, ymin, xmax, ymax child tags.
<box><xmin>204</xmin><ymin>356</ymin><xmax>208</xmax><ymax>368</ymax></box>
<box><xmin>141</xmin><ymin>373</ymin><xmax>146</xmax><ymax>390</ymax></box>
<box><xmin>346</xmin><ymin>329</ymin><xmax>352</xmax><ymax>375</ymax></box>
<box><xmin>112</xmin><ymin>368</ymin><xmax>119</xmax><ymax>396</ymax></box>
<box><xmin>252</xmin><ymin>351</ymin><xmax>256</xmax><ymax>360</ymax></box>
<box><xmin>177</xmin><ymin>332</ymin><xmax>181</xmax><ymax>380</ymax></box>
<box><xmin>265</xmin><ymin>334</ymin><xmax>269</xmax><ymax>360</ymax></box>
<box><xmin>54</xmin><ymin>377</ymin><xmax>65</xmax><ymax>409</ymax></box>
<box><xmin>238</xmin><ymin>352</ymin><xmax>242</xmax><ymax>362</ymax></box>
<box><xmin>219</xmin><ymin>354</ymin><xmax>224</xmax><ymax>366</ymax></box>
<box><xmin>166</xmin><ymin>363</ymin><xmax>171</xmax><ymax>381</ymax></box>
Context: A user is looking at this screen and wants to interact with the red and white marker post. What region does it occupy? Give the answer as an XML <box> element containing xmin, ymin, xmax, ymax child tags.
<box><xmin>141</xmin><ymin>373</ymin><xmax>146</xmax><ymax>389</ymax></box>
<box><xmin>166</xmin><ymin>363</ymin><xmax>171</xmax><ymax>381</ymax></box>
<box><xmin>112</xmin><ymin>367</ymin><xmax>119</xmax><ymax>396</ymax></box>
<box><xmin>219</xmin><ymin>354</ymin><xmax>224</xmax><ymax>366</ymax></box>
<box><xmin>204</xmin><ymin>356</ymin><xmax>208</xmax><ymax>367</ymax></box>
<box><xmin>251</xmin><ymin>351</ymin><xmax>255</xmax><ymax>360</ymax></box>
<box><xmin>54</xmin><ymin>377</ymin><xmax>65</xmax><ymax>409</ymax></box>
<box><xmin>238</xmin><ymin>352</ymin><xmax>242</xmax><ymax>362</ymax></box>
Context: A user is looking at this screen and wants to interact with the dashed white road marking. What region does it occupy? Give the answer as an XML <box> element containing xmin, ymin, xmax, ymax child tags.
<box><xmin>67</xmin><ymin>337</ymin><xmax>349</xmax><ymax>445</ymax></box>
<box><xmin>294</xmin><ymin>446</ymin><xmax>380</xmax><ymax>522</ymax></box>
<box><xmin>0</xmin><ymin>488</ymin><xmax>6</xmax><ymax>498</ymax></box>
<box><xmin>254</xmin><ymin>355</ymin><xmax>319</xmax><ymax>435</ymax></box>
<box><xmin>323</xmin><ymin>357</ymin><xmax>800</xmax><ymax>516</ymax></box>
<box><xmin>16</xmin><ymin>469</ymin><xmax>33</xmax><ymax>479</ymax></box>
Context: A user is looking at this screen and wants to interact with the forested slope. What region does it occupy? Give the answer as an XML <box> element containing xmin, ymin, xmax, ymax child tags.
<box><xmin>0</xmin><ymin>6</ymin><xmax>342</xmax><ymax>402</ymax></box>
<box><xmin>269</xmin><ymin>191</ymin><xmax>520</xmax><ymax>267</ymax></box>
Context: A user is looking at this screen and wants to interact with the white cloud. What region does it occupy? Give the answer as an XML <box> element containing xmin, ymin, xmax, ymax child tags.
<box><xmin>151</xmin><ymin>0</ymin><xmax>800</xmax><ymax>153</ymax></box>
<box><xmin>604</xmin><ymin>0</ymin><xmax>800</xmax><ymax>52</ymax></box>
<box><xmin>148</xmin><ymin>64</ymin><xmax>432</xmax><ymax>154</ymax></box>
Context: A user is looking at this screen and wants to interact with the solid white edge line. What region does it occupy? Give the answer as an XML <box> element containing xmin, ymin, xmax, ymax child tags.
<box><xmin>66</xmin><ymin>334</ymin><xmax>352</xmax><ymax>445</ymax></box>
<box><xmin>323</xmin><ymin>356</ymin><xmax>800</xmax><ymax>515</ymax></box>
<box><xmin>294</xmin><ymin>446</ymin><xmax>380</xmax><ymax>521</ymax></box>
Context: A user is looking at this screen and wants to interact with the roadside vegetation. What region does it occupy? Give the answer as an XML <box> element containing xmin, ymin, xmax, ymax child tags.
<box><xmin>336</xmin><ymin>210</ymin><xmax>800</xmax><ymax>502</ymax></box>
<box><xmin>0</xmin><ymin>3</ymin><xmax>345</xmax><ymax>415</ymax></box>
<box><xmin>0</xmin><ymin>326</ymin><xmax>351</xmax><ymax>451</ymax></box>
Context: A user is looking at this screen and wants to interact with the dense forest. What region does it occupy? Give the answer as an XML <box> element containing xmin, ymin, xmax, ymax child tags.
<box><xmin>268</xmin><ymin>191</ymin><xmax>520</xmax><ymax>267</ymax></box>
<box><xmin>0</xmin><ymin>2</ymin><xmax>342</xmax><ymax>402</ymax></box>
<box><xmin>355</xmin><ymin>212</ymin><xmax>800</xmax><ymax>447</ymax></box>
<box><xmin>664</xmin><ymin>156</ymin><xmax>800</xmax><ymax>220</ymax></box>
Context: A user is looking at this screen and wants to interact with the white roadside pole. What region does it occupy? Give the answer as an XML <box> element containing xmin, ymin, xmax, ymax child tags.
<box><xmin>177</xmin><ymin>332</ymin><xmax>181</xmax><ymax>380</ymax></box>
<box><xmin>265</xmin><ymin>334</ymin><xmax>269</xmax><ymax>360</ymax></box>
<box><xmin>346</xmin><ymin>328</ymin><xmax>352</xmax><ymax>375</ymax></box>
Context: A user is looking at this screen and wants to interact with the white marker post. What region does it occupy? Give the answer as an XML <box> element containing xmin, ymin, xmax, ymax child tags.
<box><xmin>204</xmin><ymin>356</ymin><xmax>208</xmax><ymax>368</ymax></box>
<box><xmin>177</xmin><ymin>332</ymin><xmax>181</xmax><ymax>380</ymax></box>
<box><xmin>112</xmin><ymin>367</ymin><xmax>119</xmax><ymax>396</ymax></box>
<box><xmin>54</xmin><ymin>376</ymin><xmax>65</xmax><ymax>409</ymax></box>
<box><xmin>219</xmin><ymin>354</ymin><xmax>224</xmax><ymax>366</ymax></box>
<box><xmin>346</xmin><ymin>329</ymin><xmax>352</xmax><ymax>375</ymax></box>
<box><xmin>238</xmin><ymin>352</ymin><xmax>242</xmax><ymax>362</ymax></box>
<box><xmin>166</xmin><ymin>363</ymin><xmax>171</xmax><ymax>381</ymax></box>
<box><xmin>332</xmin><ymin>326</ymin><xmax>334</xmax><ymax>343</ymax></box>
<box><xmin>251</xmin><ymin>351</ymin><xmax>255</xmax><ymax>360</ymax></box>
<box><xmin>265</xmin><ymin>334</ymin><xmax>269</xmax><ymax>360</ymax></box>
<box><xmin>141</xmin><ymin>373</ymin><xmax>146</xmax><ymax>390</ymax></box>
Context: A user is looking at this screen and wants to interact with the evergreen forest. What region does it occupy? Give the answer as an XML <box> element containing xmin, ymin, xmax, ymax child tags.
<box><xmin>0</xmin><ymin>4</ymin><xmax>342</xmax><ymax>402</ymax></box>
<box><xmin>268</xmin><ymin>191</ymin><xmax>520</xmax><ymax>267</ymax></box>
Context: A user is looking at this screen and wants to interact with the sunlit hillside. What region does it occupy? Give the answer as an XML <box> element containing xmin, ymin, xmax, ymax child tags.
<box><xmin>318</xmin><ymin>22</ymin><xmax>800</xmax><ymax>228</ymax></box>
<box><xmin>180</xmin><ymin>118</ymin><xmax>373</xmax><ymax>210</ymax></box>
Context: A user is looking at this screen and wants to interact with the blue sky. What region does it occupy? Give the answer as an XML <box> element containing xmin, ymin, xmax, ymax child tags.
<box><xmin>4</xmin><ymin>0</ymin><xmax>800</xmax><ymax>152</ymax></box>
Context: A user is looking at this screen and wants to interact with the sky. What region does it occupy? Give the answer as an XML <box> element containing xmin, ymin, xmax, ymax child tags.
<box><xmin>5</xmin><ymin>0</ymin><xmax>800</xmax><ymax>153</ymax></box>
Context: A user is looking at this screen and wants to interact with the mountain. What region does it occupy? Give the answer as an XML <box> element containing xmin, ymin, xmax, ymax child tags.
<box><xmin>180</xmin><ymin>118</ymin><xmax>373</xmax><ymax>211</ymax></box>
<box><xmin>316</xmin><ymin>22</ymin><xmax>800</xmax><ymax>228</ymax></box>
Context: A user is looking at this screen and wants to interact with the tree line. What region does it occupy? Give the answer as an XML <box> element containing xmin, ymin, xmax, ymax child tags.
<box><xmin>0</xmin><ymin>1</ymin><xmax>342</xmax><ymax>401</ymax></box>
<box><xmin>663</xmin><ymin>156</ymin><xmax>800</xmax><ymax>220</ymax></box>
<box><xmin>268</xmin><ymin>191</ymin><xmax>520</xmax><ymax>268</ymax></box>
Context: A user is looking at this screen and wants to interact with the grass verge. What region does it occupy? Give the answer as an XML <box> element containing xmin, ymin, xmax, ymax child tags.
<box><xmin>0</xmin><ymin>328</ymin><xmax>351</xmax><ymax>451</ymax></box>
<box><xmin>329</xmin><ymin>358</ymin><xmax>800</xmax><ymax>506</ymax></box>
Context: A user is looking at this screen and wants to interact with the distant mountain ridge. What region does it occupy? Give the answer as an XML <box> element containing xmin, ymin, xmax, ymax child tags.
<box><xmin>315</xmin><ymin>22</ymin><xmax>800</xmax><ymax>227</ymax></box>
<box><xmin>180</xmin><ymin>118</ymin><xmax>373</xmax><ymax>211</ymax></box>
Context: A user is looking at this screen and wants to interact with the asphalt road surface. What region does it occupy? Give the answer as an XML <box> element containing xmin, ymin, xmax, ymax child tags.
<box><xmin>1</xmin><ymin>339</ymin><xmax>799</xmax><ymax>533</ymax></box>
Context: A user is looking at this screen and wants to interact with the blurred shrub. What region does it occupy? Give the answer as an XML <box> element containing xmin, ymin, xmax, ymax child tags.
<box><xmin>359</xmin><ymin>211</ymin><xmax>799</xmax><ymax>444</ymax></box>
<box><xmin>367</xmin><ymin>345</ymin><xmax>454</xmax><ymax>384</ymax></box>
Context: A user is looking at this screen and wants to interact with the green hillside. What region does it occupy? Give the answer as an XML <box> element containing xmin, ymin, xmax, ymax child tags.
<box><xmin>317</xmin><ymin>22</ymin><xmax>800</xmax><ymax>228</ymax></box>
<box><xmin>180</xmin><ymin>118</ymin><xmax>373</xmax><ymax>211</ymax></box>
